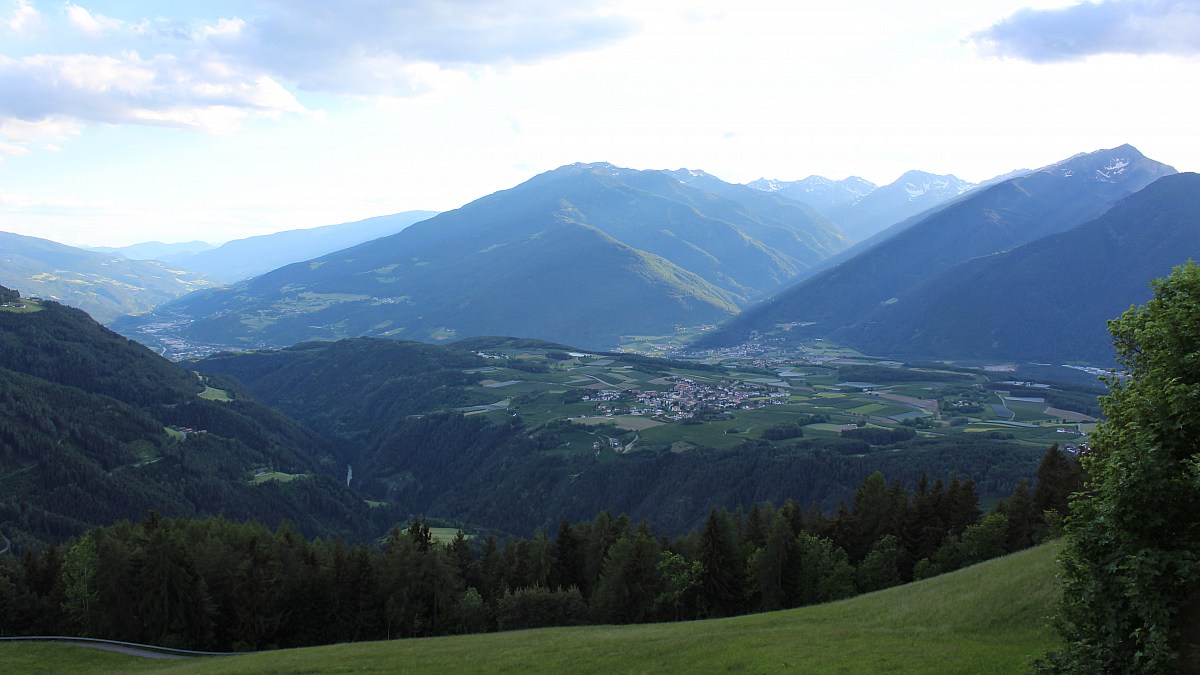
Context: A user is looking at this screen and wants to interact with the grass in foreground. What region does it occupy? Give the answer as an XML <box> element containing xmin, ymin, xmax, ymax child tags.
<box><xmin>0</xmin><ymin>541</ymin><xmax>1062</xmax><ymax>674</ymax></box>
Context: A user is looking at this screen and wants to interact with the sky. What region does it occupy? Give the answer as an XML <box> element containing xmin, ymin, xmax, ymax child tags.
<box><xmin>1</xmin><ymin>0</ymin><xmax>1198</xmax><ymax>246</ymax></box>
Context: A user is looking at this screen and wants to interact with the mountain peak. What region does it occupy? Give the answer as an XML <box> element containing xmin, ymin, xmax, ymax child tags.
<box><xmin>887</xmin><ymin>171</ymin><xmax>975</xmax><ymax>202</ymax></box>
<box><xmin>1042</xmin><ymin>144</ymin><xmax>1171</xmax><ymax>183</ymax></box>
<box><xmin>669</xmin><ymin>168</ymin><xmax>718</xmax><ymax>184</ymax></box>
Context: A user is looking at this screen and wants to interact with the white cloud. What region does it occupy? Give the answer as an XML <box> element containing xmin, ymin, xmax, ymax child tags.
<box><xmin>2</xmin><ymin>0</ymin><xmax>41</xmax><ymax>35</ymax></box>
<box><xmin>205</xmin><ymin>0</ymin><xmax>636</xmax><ymax>95</ymax></box>
<box><xmin>0</xmin><ymin>1</ymin><xmax>634</xmax><ymax>152</ymax></box>
<box><xmin>65</xmin><ymin>2</ymin><xmax>129</xmax><ymax>36</ymax></box>
<box><xmin>0</xmin><ymin>51</ymin><xmax>309</xmax><ymax>131</ymax></box>
<box><xmin>0</xmin><ymin>115</ymin><xmax>80</xmax><ymax>157</ymax></box>
<box><xmin>974</xmin><ymin>0</ymin><xmax>1200</xmax><ymax>61</ymax></box>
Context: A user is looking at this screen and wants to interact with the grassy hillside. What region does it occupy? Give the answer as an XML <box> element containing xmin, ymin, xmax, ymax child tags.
<box><xmin>0</xmin><ymin>541</ymin><xmax>1062</xmax><ymax>673</ymax></box>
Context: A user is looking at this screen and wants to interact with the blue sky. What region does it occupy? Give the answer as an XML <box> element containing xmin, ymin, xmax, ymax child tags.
<box><xmin>1</xmin><ymin>0</ymin><xmax>1198</xmax><ymax>246</ymax></box>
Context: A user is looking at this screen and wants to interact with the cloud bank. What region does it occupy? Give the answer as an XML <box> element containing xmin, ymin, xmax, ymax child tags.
<box><xmin>224</xmin><ymin>0</ymin><xmax>635</xmax><ymax>94</ymax></box>
<box><xmin>975</xmin><ymin>0</ymin><xmax>1200</xmax><ymax>62</ymax></box>
<box><xmin>0</xmin><ymin>0</ymin><xmax>634</xmax><ymax>151</ymax></box>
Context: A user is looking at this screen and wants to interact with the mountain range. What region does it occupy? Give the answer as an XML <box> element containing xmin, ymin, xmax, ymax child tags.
<box><xmin>698</xmin><ymin>144</ymin><xmax>1178</xmax><ymax>362</ymax></box>
<box><xmin>0</xmin><ymin>230</ymin><xmax>215</xmax><ymax>323</ymax></box>
<box><xmin>154</xmin><ymin>210</ymin><xmax>438</xmax><ymax>283</ymax></box>
<box><xmin>116</xmin><ymin>163</ymin><xmax>848</xmax><ymax>352</ymax></box>
<box><xmin>840</xmin><ymin>171</ymin><xmax>1200</xmax><ymax>363</ymax></box>
<box><xmin>747</xmin><ymin>170</ymin><xmax>977</xmax><ymax>243</ymax></box>
<box><xmin>10</xmin><ymin>144</ymin><xmax>1192</xmax><ymax>368</ymax></box>
<box><xmin>86</xmin><ymin>240</ymin><xmax>216</xmax><ymax>259</ymax></box>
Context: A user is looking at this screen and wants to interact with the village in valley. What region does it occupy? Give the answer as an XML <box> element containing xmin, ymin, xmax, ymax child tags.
<box><xmin>454</xmin><ymin>341</ymin><xmax>1098</xmax><ymax>457</ymax></box>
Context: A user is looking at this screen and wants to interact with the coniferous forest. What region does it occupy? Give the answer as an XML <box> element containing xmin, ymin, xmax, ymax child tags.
<box><xmin>0</xmin><ymin>446</ymin><xmax>1080</xmax><ymax>651</ymax></box>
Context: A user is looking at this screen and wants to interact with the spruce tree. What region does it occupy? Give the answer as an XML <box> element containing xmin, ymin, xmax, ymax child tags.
<box><xmin>697</xmin><ymin>508</ymin><xmax>743</xmax><ymax>617</ymax></box>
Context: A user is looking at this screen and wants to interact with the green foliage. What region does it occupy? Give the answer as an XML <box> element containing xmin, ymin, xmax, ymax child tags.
<box><xmin>1042</xmin><ymin>261</ymin><xmax>1200</xmax><ymax>673</ymax></box>
<box><xmin>0</xmin><ymin>542</ymin><xmax>1065</xmax><ymax>674</ymax></box>
<box><xmin>654</xmin><ymin>551</ymin><xmax>703</xmax><ymax>620</ymax></box>
<box><xmin>496</xmin><ymin>586</ymin><xmax>588</xmax><ymax>631</ymax></box>
<box><xmin>591</xmin><ymin>530</ymin><xmax>661</xmax><ymax>624</ymax></box>
<box><xmin>1032</xmin><ymin>443</ymin><xmax>1084</xmax><ymax>520</ymax></box>
<box><xmin>761</xmin><ymin>422</ymin><xmax>803</xmax><ymax>441</ymax></box>
<box><xmin>840</xmin><ymin>426</ymin><xmax>916</xmax><ymax>445</ymax></box>
<box><xmin>697</xmin><ymin>508</ymin><xmax>744</xmax><ymax>617</ymax></box>
<box><xmin>0</xmin><ymin>461</ymin><xmax>1054</xmax><ymax>654</ymax></box>
<box><xmin>914</xmin><ymin>512</ymin><xmax>1009</xmax><ymax>581</ymax></box>
<box><xmin>59</xmin><ymin>532</ymin><xmax>99</xmax><ymax>635</ymax></box>
<box><xmin>855</xmin><ymin>534</ymin><xmax>902</xmax><ymax>593</ymax></box>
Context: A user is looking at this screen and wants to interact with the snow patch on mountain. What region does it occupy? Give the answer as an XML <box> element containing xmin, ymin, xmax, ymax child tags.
<box><xmin>898</xmin><ymin>173</ymin><xmax>975</xmax><ymax>202</ymax></box>
<box><xmin>1094</xmin><ymin>157</ymin><xmax>1129</xmax><ymax>183</ymax></box>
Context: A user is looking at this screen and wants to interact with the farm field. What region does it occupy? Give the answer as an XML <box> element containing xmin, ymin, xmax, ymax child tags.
<box><xmin>447</xmin><ymin>343</ymin><xmax>1100</xmax><ymax>456</ymax></box>
<box><xmin>0</xmin><ymin>299</ymin><xmax>43</xmax><ymax>313</ymax></box>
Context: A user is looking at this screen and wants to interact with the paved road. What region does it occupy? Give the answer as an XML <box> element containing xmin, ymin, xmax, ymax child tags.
<box><xmin>63</xmin><ymin>641</ymin><xmax>189</xmax><ymax>660</ymax></box>
<box><xmin>0</xmin><ymin>636</ymin><xmax>245</xmax><ymax>659</ymax></box>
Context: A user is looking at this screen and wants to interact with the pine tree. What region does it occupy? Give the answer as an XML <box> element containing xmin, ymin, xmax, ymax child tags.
<box><xmin>995</xmin><ymin>479</ymin><xmax>1039</xmax><ymax>552</ymax></box>
<box><xmin>696</xmin><ymin>508</ymin><xmax>743</xmax><ymax>617</ymax></box>
<box><xmin>551</xmin><ymin>519</ymin><xmax>584</xmax><ymax>591</ymax></box>
<box><xmin>847</xmin><ymin>471</ymin><xmax>895</xmax><ymax>563</ymax></box>
<box><xmin>751</xmin><ymin>514</ymin><xmax>800</xmax><ymax>611</ymax></box>
<box><xmin>1032</xmin><ymin>443</ymin><xmax>1083</xmax><ymax>519</ymax></box>
<box><xmin>591</xmin><ymin>531</ymin><xmax>661</xmax><ymax>623</ymax></box>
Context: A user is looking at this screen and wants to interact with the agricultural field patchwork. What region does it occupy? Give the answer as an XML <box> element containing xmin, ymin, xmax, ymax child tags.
<box><xmin>446</xmin><ymin>343</ymin><xmax>1100</xmax><ymax>456</ymax></box>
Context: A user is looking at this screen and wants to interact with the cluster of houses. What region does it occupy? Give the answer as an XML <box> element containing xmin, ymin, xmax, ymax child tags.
<box><xmin>133</xmin><ymin>319</ymin><xmax>222</xmax><ymax>359</ymax></box>
<box><xmin>169</xmin><ymin>425</ymin><xmax>208</xmax><ymax>437</ymax></box>
<box><xmin>583</xmin><ymin>376</ymin><xmax>789</xmax><ymax>420</ymax></box>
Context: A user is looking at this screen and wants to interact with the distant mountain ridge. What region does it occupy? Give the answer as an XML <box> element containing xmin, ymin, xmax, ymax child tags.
<box><xmin>746</xmin><ymin>175</ymin><xmax>878</xmax><ymax>213</ymax></box>
<box><xmin>699</xmin><ymin>144</ymin><xmax>1177</xmax><ymax>352</ymax></box>
<box><xmin>0</xmin><ymin>230</ymin><xmax>215</xmax><ymax>323</ymax></box>
<box><xmin>86</xmin><ymin>240</ymin><xmax>215</xmax><ymax>259</ymax></box>
<box><xmin>747</xmin><ymin>170</ymin><xmax>975</xmax><ymax>242</ymax></box>
<box><xmin>116</xmin><ymin>163</ymin><xmax>848</xmax><ymax>353</ymax></box>
<box><xmin>839</xmin><ymin>171</ymin><xmax>1200</xmax><ymax>364</ymax></box>
<box><xmin>158</xmin><ymin>210</ymin><xmax>439</xmax><ymax>283</ymax></box>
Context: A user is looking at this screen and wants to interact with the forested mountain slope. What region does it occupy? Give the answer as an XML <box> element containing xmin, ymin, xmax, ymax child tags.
<box><xmin>0</xmin><ymin>287</ymin><xmax>396</xmax><ymax>549</ymax></box>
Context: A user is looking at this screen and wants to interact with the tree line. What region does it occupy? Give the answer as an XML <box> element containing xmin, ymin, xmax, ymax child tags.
<box><xmin>0</xmin><ymin>446</ymin><xmax>1080</xmax><ymax>651</ymax></box>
